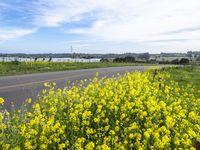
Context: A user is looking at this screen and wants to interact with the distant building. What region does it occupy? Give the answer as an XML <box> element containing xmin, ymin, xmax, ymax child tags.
<box><xmin>0</xmin><ymin>57</ymin><xmax>101</xmax><ymax>63</ymax></box>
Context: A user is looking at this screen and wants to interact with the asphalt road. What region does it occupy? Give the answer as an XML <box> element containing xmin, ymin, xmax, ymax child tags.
<box><xmin>0</xmin><ymin>66</ymin><xmax>157</xmax><ymax>110</ymax></box>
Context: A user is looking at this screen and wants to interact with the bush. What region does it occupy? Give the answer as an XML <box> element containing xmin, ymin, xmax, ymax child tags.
<box><xmin>180</xmin><ymin>58</ymin><xmax>190</xmax><ymax>64</ymax></box>
<box><xmin>113</xmin><ymin>57</ymin><xmax>124</xmax><ymax>63</ymax></box>
<box><xmin>11</xmin><ymin>60</ymin><xmax>20</xmax><ymax>65</ymax></box>
<box><xmin>171</xmin><ymin>59</ymin><xmax>180</xmax><ymax>64</ymax></box>
<box><xmin>113</xmin><ymin>56</ymin><xmax>135</xmax><ymax>63</ymax></box>
<box><xmin>100</xmin><ymin>58</ymin><xmax>109</xmax><ymax>63</ymax></box>
<box><xmin>0</xmin><ymin>70</ymin><xmax>199</xmax><ymax>149</ymax></box>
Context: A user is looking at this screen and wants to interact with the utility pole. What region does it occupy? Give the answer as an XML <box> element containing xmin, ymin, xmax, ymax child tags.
<box><xmin>71</xmin><ymin>46</ymin><xmax>74</xmax><ymax>58</ymax></box>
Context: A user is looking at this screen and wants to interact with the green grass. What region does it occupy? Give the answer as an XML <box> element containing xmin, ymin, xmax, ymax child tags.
<box><xmin>0</xmin><ymin>61</ymin><xmax>155</xmax><ymax>76</ymax></box>
<box><xmin>161</xmin><ymin>66</ymin><xmax>200</xmax><ymax>97</ymax></box>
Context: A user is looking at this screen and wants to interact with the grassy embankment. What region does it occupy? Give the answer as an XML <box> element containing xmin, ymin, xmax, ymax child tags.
<box><xmin>0</xmin><ymin>61</ymin><xmax>155</xmax><ymax>76</ymax></box>
<box><xmin>163</xmin><ymin>66</ymin><xmax>200</xmax><ymax>96</ymax></box>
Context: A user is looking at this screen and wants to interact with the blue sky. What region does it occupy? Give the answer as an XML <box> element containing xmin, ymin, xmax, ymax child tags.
<box><xmin>0</xmin><ymin>0</ymin><xmax>200</xmax><ymax>54</ymax></box>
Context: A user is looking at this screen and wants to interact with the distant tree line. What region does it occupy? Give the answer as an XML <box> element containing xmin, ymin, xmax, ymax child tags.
<box><xmin>1</xmin><ymin>51</ymin><xmax>199</xmax><ymax>61</ymax></box>
<box><xmin>159</xmin><ymin>58</ymin><xmax>190</xmax><ymax>65</ymax></box>
<box><xmin>0</xmin><ymin>52</ymin><xmax>150</xmax><ymax>59</ymax></box>
<box><xmin>113</xmin><ymin>56</ymin><xmax>136</xmax><ymax>63</ymax></box>
<box><xmin>111</xmin><ymin>53</ymin><xmax>150</xmax><ymax>63</ymax></box>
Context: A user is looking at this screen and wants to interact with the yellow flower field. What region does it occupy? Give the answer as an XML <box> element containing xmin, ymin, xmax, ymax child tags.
<box><xmin>0</xmin><ymin>69</ymin><xmax>200</xmax><ymax>149</ymax></box>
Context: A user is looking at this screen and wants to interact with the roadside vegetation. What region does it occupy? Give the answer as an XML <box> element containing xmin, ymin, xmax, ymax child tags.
<box><xmin>0</xmin><ymin>61</ymin><xmax>155</xmax><ymax>76</ymax></box>
<box><xmin>161</xmin><ymin>66</ymin><xmax>200</xmax><ymax>97</ymax></box>
<box><xmin>0</xmin><ymin>67</ymin><xmax>199</xmax><ymax>149</ymax></box>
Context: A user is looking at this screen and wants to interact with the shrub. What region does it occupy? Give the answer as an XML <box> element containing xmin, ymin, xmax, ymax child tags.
<box><xmin>180</xmin><ymin>58</ymin><xmax>190</xmax><ymax>65</ymax></box>
<box><xmin>113</xmin><ymin>56</ymin><xmax>135</xmax><ymax>63</ymax></box>
<box><xmin>11</xmin><ymin>60</ymin><xmax>20</xmax><ymax>65</ymax></box>
<box><xmin>171</xmin><ymin>59</ymin><xmax>180</xmax><ymax>64</ymax></box>
<box><xmin>100</xmin><ymin>58</ymin><xmax>109</xmax><ymax>63</ymax></box>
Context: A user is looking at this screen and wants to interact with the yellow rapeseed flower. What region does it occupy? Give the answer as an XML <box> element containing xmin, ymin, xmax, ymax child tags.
<box><xmin>0</xmin><ymin>69</ymin><xmax>199</xmax><ymax>149</ymax></box>
<box><xmin>0</xmin><ymin>97</ymin><xmax>4</xmax><ymax>104</ymax></box>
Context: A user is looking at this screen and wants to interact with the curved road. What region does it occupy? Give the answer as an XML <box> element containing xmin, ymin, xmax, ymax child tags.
<box><xmin>0</xmin><ymin>66</ymin><xmax>157</xmax><ymax>110</ymax></box>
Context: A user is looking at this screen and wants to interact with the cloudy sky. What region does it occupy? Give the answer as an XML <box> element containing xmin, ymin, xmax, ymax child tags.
<box><xmin>0</xmin><ymin>0</ymin><xmax>200</xmax><ymax>54</ymax></box>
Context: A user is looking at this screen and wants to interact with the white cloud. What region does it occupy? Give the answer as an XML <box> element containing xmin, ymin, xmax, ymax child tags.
<box><xmin>33</xmin><ymin>0</ymin><xmax>98</xmax><ymax>27</ymax></box>
<box><xmin>2</xmin><ymin>0</ymin><xmax>200</xmax><ymax>51</ymax></box>
<box><xmin>0</xmin><ymin>28</ymin><xmax>36</xmax><ymax>41</ymax></box>
<box><xmin>64</xmin><ymin>0</ymin><xmax>200</xmax><ymax>43</ymax></box>
<box><xmin>0</xmin><ymin>2</ymin><xmax>37</xmax><ymax>42</ymax></box>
